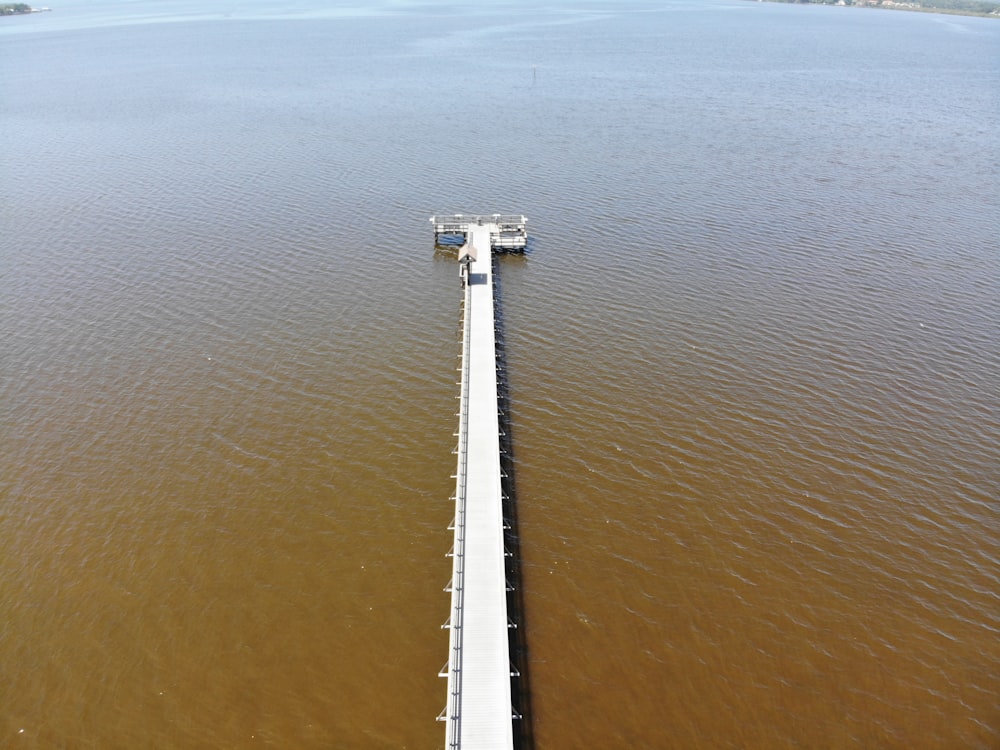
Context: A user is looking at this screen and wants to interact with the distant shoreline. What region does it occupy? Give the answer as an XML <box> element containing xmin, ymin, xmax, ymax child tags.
<box><xmin>1</xmin><ymin>4</ymin><xmax>51</xmax><ymax>16</ymax></box>
<box><xmin>747</xmin><ymin>0</ymin><xmax>1000</xmax><ymax>18</ymax></box>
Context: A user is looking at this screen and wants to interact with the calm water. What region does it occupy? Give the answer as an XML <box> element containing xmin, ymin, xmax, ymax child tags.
<box><xmin>2</xmin><ymin>1</ymin><xmax>998</xmax><ymax>747</ymax></box>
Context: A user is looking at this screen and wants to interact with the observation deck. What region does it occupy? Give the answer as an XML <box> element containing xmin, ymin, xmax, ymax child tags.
<box><xmin>430</xmin><ymin>214</ymin><xmax>527</xmax><ymax>252</ymax></box>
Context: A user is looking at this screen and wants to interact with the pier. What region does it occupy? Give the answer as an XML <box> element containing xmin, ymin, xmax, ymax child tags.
<box><xmin>431</xmin><ymin>214</ymin><xmax>527</xmax><ymax>253</ymax></box>
<box><xmin>434</xmin><ymin>215</ymin><xmax>526</xmax><ymax>749</ymax></box>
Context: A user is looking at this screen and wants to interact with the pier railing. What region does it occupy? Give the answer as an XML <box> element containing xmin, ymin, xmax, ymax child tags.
<box><xmin>430</xmin><ymin>214</ymin><xmax>527</xmax><ymax>230</ymax></box>
<box><xmin>440</xmin><ymin>277</ymin><xmax>474</xmax><ymax>744</ymax></box>
<box><xmin>431</xmin><ymin>215</ymin><xmax>528</xmax><ymax>252</ymax></box>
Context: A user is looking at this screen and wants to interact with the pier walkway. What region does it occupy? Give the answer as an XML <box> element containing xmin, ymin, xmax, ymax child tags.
<box><xmin>434</xmin><ymin>215</ymin><xmax>525</xmax><ymax>749</ymax></box>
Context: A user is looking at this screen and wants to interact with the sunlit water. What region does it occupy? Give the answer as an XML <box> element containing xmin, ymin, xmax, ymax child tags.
<box><xmin>2</xmin><ymin>1</ymin><xmax>998</xmax><ymax>747</ymax></box>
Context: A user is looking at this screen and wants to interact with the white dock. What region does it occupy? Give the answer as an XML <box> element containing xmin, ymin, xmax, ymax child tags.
<box><xmin>437</xmin><ymin>217</ymin><xmax>522</xmax><ymax>749</ymax></box>
<box><xmin>431</xmin><ymin>214</ymin><xmax>527</xmax><ymax>252</ymax></box>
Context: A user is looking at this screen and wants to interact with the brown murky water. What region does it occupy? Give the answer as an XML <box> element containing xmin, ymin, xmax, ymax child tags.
<box><xmin>2</xmin><ymin>2</ymin><xmax>998</xmax><ymax>747</ymax></box>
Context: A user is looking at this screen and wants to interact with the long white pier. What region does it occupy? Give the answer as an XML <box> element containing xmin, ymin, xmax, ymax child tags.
<box><xmin>436</xmin><ymin>216</ymin><xmax>524</xmax><ymax>749</ymax></box>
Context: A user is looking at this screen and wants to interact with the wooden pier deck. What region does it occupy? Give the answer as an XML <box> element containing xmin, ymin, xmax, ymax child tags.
<box><xmin>437</xmin><ymin>216</ymin><xmax>523</xmax><ymax>749</ymax></box>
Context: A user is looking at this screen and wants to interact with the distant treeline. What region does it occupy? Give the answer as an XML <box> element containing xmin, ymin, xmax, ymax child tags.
<box><xmin>759</xmin><ymin>0</ymin><xmax>1000</xmax><ymax>15</ymax></box>
<box><xmin>1</xmin><ymin>3</ymin><xmax>33</xmax><ymax>13</ymax></box>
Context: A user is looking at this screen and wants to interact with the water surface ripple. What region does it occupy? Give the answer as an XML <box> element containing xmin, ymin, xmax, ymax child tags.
<box><xmin>2</xmin><ymin>1</ymin><xmax>998</xmax><ymax>748</ymax></box>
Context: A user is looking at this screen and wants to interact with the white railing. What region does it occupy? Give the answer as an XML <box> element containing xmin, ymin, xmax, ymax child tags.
<box><xmin>430</xmin><ymin>214</ymin><xmax>527</xmax><ymax>231</ymax></box>
<box><xmin>432</xmin><ymin>215</ymin><xmax>528</xmax><ymax>252</ymax></box>
<box><xmin>441</xmin><ymin>278</ymin><xmax>474</xmax><ymax>746</ymax></box>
